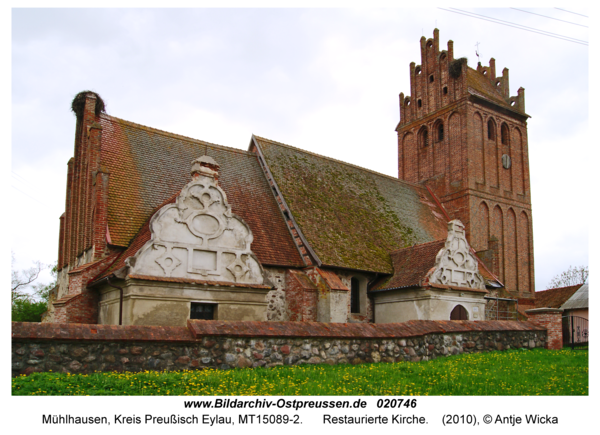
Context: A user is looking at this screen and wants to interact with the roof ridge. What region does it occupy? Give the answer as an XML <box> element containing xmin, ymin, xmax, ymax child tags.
<box><xmin>253</xmin><ymin>135</ymin><xmax>428</xmax><ymax>190</ymax></box>
<box><xmin>536</xmin><ymin>284</ymin><xmax>582</xmax><ymax>293</ymax></box>
<box><xmin>100</xmin><ymin>113</ymin><xmax>255</xmax><ymax>157</ymax></box>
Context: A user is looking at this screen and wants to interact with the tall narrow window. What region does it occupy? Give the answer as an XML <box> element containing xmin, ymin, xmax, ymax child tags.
<box><xmin>438</xmin><ymin>123</ymin><xmax>444</xmax><ymax>141</ymax></box>
<box><xmin>420</xmin><ymin>128</ymin><xmax>429</xmax><ymax>148</ymax></box>
<box><xmin>501</xmin><ymin>123</ymin><xmax>509</xmax><ymax>145</ymax></box>
<box><xmin>351</xmin><ymin>277</ymin><xmax>360</xmax><ymax>314</ymax></box>
<box><xmin>487</xmin><ymin>119</ymin><xmax>496</xmax><ymax>141</ymax></box>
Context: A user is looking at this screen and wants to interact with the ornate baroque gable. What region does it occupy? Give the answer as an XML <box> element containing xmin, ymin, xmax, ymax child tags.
<box><xmin>428</xmin><ymin>220</ymin><xmax>485</xmax><ymax>289</ymax></box>
<box><xmin>126</xmin><ymin>156</ymin><xmax>264</xmax><ymax>285</ymax></box>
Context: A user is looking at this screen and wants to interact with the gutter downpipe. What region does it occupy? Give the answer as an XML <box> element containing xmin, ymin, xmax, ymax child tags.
<box><xmin>106</xmin><ymin>276</ymin><xmax>124</xmax><ymax>326</ymax></box>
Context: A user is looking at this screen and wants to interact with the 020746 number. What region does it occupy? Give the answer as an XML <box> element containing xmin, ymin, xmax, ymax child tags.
<box><xmin>376</xmin><ymin>398</ymin><xmax>417</xmax><ymax>408</ymax></box>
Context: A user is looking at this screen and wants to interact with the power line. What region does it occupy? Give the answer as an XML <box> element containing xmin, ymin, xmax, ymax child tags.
<box><xmin>439</xmin><ymin>8</ymin><xmax>587</xmax><ymax>46</ymax></box>
<box><xmin>11</xmin><ymin>185</ymin><xmax>49</xmax><ymax>207</ymax></box>
<box><xmin>12</xmin><ymin>170</ymin><xmax>30</xmax><ymax>185</ymax></box>
<box><xmin>510</xmin><ymin>8</ymin><xmax>588</xmax><ymax>28</ymax></box>
<box><xmin>448</xmin><ymin>8</ymin><xmax>587</xmax><ymax>44</ymax></box>
<box><xmin>555</xmin><ymin>8</ymin><xmax>588</xmax><ymax>18</ymax></box>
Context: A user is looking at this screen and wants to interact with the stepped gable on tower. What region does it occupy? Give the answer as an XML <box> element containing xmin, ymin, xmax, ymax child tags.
<box><xmin>396</xmin><ymin>29</ymin><xmax>535</xmax><ymax>298</ymax></box>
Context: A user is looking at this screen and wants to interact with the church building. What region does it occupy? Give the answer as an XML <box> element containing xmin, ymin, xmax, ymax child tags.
<box><xmin>44</xmin><ymin>30</ymin><xmax>533</xmax><ymax>326</ymax></box>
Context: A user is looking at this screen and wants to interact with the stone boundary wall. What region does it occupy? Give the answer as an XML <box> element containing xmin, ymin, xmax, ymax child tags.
<box><xmin>12</xmin><ymin>320</ymin><xmax>547</xmax><ymax>376</ymax></box>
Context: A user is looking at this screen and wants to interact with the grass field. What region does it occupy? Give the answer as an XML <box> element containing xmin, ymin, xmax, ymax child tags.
<box><xmin>12</xmin><ymin>348</ymin><xmax>588</xmax><ymax>396</ymax></box>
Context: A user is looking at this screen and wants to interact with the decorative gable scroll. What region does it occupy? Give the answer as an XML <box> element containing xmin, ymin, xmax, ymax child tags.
<box><xmin>427</xmin><ymin>220</ymin><xmax>485</xmax><ymax>289</ymax></box>
<box><xmin>125</xmin><ymin>156</ymin><xmax>264</xmax><ymax>285</ymax></box>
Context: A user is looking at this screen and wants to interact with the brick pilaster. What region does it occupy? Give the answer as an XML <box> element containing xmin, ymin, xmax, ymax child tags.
<box><xmin>525</xmin><ymin>308</ymin><xmax>563</xmax><ymax>350</ymax></box>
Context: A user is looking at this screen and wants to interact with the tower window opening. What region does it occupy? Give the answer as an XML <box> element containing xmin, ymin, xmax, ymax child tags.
<box><xmin>443</xmin><ymin>86</ymin><xmax>448</xmax><ymax>95</ymax></box>
<box><xmin>420</xmin><ymin>128</ymin><xmax>429</xmax><ymax>147</ymax></box>
<box><xmin>501</xmin><ymin>124</ymin><xmax>509</xmax><ymax>145</ymax></box>
<box><xmin>418</xmin><ymin>99</ymin><xmax>422</xmax><ymax>108</ymax></box>
<box><xmin>487</xmin><ymin>119</ymin><xmax>496</xmax><ymax>141</ymax></box>
<box><xmin>429</xmin><ymin>74</ymin><xmax>434</xmax><ymax>83</ymax></box>
<box><xmin>438</xmin><ymin>123</ymin><xmax>444</xmax><ymax>141</ymax></box>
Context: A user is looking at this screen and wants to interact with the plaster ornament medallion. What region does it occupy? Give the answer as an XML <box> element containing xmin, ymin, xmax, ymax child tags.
<box><xmin>429</xmin><ymin>220</ymin><xmax>485</xmax><ymax>289</ymax></box>
<box><xmin>226</xmin><ymin>255</ymin><xmax>251</xmax><ymax>282</ymax></box>
<box><xmin>154</xmin><ymin>245</ymin><xmax>182</xmax><ymax>277</ymax></box>
<box><xmin>502</xmin><ymin>154</ymin><xmax>511</xmax><ymax>169</ymax></box>
<box><xmin>125</xmin><ymin>156</ymin><xmax>265</xmax><ymax>285</ymax></box>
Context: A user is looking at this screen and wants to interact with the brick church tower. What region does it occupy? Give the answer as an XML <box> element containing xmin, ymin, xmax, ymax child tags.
<box><xmin>396</xmin><ymin>29</ymin><xmax>534</xmax><ymax>297</ymax></box>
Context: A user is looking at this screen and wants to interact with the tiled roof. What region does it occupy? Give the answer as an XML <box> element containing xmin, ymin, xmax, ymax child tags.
<box><xmin>466</xmin><ymin>67</ymin><xmax>513</xmax><ymax>109</ymax></box>
<box><xmin>93</xmin><ymin>193</ymin><xmax>178</xmax><ymax>282</ymax></box>
<box><xmin>98</xmin><ymin>115</ymin><xmax>303</xmax><ymax>268</ymax></box>
<box><xmin>373</xmin><ymin>240</ymin><xmax>445</xmax><ymax>290</ymax></box>
<box><xmin>372</xmin><ymin>238</ymin><xmax>501</xmax><ymax>292</ymax></box>
<box><xmin>254</xmin><ymin>136</ymin><xmax>448</xmax><ymax>273</ymax></box>
<box><xmin>535</xmin><ymin>284</ymin><xmax>583</xmax><ymax>309</ymax></box>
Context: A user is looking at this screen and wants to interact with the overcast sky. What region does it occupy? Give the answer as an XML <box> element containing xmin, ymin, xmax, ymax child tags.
<box><xmin>9</xmin><ymin>7</ymin><xmax>589</xmax><ymax>291</ymax></box>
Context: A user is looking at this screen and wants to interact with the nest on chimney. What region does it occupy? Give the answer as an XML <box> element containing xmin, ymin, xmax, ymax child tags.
<box><xmin>449</xmin><ymin>57</ymin><xmax>468</xmax><ymax>79</ymax></box>
<box><xmin>71</xmin><ymin>91</ymin><xmax>106</xmax><ymax>119</ymax></box>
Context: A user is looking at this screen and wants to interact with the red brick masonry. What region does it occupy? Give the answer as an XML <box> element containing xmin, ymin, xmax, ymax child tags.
<box><xmin>12</xmin><ymin>320</ymin><xmax>548</xmax><ymax>376</ymax></box>
<box><xmin>525</xmin><ymin>308</ymin><xmax>563</xmax><ymax>350</ymax></box>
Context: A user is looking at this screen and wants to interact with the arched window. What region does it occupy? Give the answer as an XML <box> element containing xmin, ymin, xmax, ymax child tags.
<box><xmin>437</xmin><ymin>122</ymin><xmax>444</xmax><ymax>142</ymax></box>
<box><xmin>450</xmin><ymin>305</ymin><xmax>468</xmax><ymax>320</ymax></box>
<box><xmin>487</xmin><ymin>119</ymin><xmax>496</xmax><ymax>141</ymax></box>
<box><xmin>501</xmin><ymin>123</ymin><xmax>509</xmax><ymax>145</ymax></box>
<box><xmin>419</xmin><ymin>127</ymin><xmax>429</xmax><ymax>148</ymax></box>
<box><xmin>350</xmin><ymin>277</ymin><xmax>360</xmax><ymax>314</ymax></box>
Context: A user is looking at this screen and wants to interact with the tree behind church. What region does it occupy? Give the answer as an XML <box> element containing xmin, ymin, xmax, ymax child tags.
<box><xmin>546</xmin><ymin>265</ymin><xmax>588</xmax><ymax>289</ymax></box>
<box><xmin>11</xmin><ymin>254</ymin><xmax>56</xmax><ymax>322</ymax></box>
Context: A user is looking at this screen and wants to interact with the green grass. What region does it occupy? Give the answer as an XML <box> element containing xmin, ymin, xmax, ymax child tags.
<box><xmin>12</xmin><ymin>348</ymin><xmax>588</xmax><ymax>396</ymax></box>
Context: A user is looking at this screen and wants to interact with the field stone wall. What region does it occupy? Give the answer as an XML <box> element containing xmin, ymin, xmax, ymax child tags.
<box><xmin>12</xmin><ymin>320</ymin><xmax>547</xmax><ymax>377</ymax></box>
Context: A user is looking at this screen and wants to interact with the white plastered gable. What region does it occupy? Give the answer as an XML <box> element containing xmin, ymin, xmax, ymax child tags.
<box><xmin>427</xmin><ymin>220</ymin><xmax>485</xmax><ymax>290</ymax></box>
<box><xmin>126</xmin><ymin>156</ymin><xmax>264</xmax><ymax>285</ymax></box>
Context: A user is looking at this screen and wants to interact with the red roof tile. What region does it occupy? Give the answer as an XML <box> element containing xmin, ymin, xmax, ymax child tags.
<box><xmin>98</xmin><ymin>115</ymin><xmax>303</xmax><ymax>268</ymax></box>
<box><xmin>374</xmin><ymin>240</ymin><xmax>444</xmax><ymax>290</ymax></box>
<box><xmin>535</xmin><ymin>285</ymin><xmax>582</xmax><ymax>309</ymax></box>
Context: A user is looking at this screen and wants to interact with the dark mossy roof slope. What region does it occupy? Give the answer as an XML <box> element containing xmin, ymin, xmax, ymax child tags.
<box><xmin>254</xmin><ymin>136</ymin><xmax>448</xmax><ymax>273</ymax></box>
<box><xmin>98</xmin><ymin>115</ymin><xmax>303</xmax><ymax>268</ymax></box>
